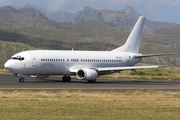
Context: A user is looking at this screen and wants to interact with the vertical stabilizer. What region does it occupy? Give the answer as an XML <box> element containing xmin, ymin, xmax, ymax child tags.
<box><xmin>111</xmin><ymin>16</ymin><xmax>145</xmax><ymax>53</ymax></box>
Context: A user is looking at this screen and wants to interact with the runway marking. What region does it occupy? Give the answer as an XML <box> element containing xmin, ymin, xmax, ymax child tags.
<box><xmin>0</xmin><ymin>88</ymin><xmax>180</xmax><ymax>90</ymax></box>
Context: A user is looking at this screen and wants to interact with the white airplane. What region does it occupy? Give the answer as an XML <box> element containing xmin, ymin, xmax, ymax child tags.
<box><xmin>4</xmin><ymin>16</ymin><xmax>174</xmax><ymax>83</ymax></box>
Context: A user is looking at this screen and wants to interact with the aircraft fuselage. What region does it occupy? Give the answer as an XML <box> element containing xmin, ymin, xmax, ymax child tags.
<box><xmin>5</xmin><ymin>50</ymin><xmax>142</xmax><ymax>75</ymax></box>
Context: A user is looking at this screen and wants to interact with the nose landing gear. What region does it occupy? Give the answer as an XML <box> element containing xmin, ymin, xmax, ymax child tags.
<box><xmin>14</xmin><ymin>74</ymin><xmax>25</xmax><ymax>82</ymax></box>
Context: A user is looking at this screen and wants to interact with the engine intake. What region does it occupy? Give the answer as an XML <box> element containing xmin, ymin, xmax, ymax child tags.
<box><xmin>76</xmin><ymin>68</ymin><xmax>98</xmax><ymax>80</ymax></box>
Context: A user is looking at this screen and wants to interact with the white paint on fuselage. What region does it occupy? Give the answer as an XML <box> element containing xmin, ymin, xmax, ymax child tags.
<box><xmin>5</xmin><ymin>50</ymin><xmax>142</xmax><ymax>75</ymax></box>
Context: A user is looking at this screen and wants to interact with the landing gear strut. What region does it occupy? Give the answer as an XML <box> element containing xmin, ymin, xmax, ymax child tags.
<box><xmin>15</xmin><ymin>74</ymin><xmax>25</xmax><ymax>82</ymax></box>
<box><xmin>62</xmin><ymin>75</ymin><xmax>71</xmax><ymax>82</ymax></box>
<box><xmin>19</xmin><ymin>77</ymin><xmax>25</xmax><ymax>82</ymax></box>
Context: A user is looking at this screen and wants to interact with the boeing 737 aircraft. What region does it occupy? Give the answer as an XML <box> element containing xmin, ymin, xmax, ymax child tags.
<box><xmin>4</xmin><ymin>16</ymin><xmax>174</xmax><ymax>83</ymax></box>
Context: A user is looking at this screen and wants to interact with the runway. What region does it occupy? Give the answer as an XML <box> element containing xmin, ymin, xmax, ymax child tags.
<box><xmin>0</xmin><ymin>73</ymin><xmax>180</xmax><ymax>92</ymax></box>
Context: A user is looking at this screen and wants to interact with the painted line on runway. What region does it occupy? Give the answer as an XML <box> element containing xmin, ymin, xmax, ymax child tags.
<box><xmin>0</xmin><ymin>88</ymin><xmax>180</xmax><ymax>90</ymax></box>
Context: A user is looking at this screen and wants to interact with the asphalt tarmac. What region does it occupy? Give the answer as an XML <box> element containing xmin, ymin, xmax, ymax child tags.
<box><xmin>0</xmin><ymin>73</ymin><xmax>180</xmax><ymax>92</ymax></box>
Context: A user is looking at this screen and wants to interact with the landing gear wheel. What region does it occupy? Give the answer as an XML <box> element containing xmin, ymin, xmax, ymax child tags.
<box><xmin>62</xmin><ymin>76</ymin><xmax>71</xmax><ymax>82</ymax></box>
<box><xmin>88</xmin><ymin>79</ymin><xmax>96</xmax><ymax>83</ymax></box>
<box><xmin>67</xmin><ymin>76</ymin><xmax>71</xmax><ymax>82</ymax></box>
<box><xmin>19</xmin><ymin>78</ymin><xmax>24</xmax><ymax>82</ymax></box>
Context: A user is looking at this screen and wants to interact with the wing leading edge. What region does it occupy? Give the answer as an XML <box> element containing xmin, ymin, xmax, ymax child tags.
<box><xmin>70</xmin><ymin>65</ymin><xmax>164</xmax><ymax>73</ymax></box>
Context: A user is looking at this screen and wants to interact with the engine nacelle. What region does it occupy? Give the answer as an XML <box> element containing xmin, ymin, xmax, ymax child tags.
<box><xmin>76</xmin><ymin>68</ymin><xmax>98</xmax><ymax>80</ymax></box>
<box><xmin>31</xmin><ymin>75</ymin><xmax>49</xmax><ymax>78</ymax></box>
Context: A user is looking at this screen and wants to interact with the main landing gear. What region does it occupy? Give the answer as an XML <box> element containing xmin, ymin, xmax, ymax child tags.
<box><xmin>19</xmin><ymin>77</ymin><xmax>25</xmax><ymax>82</ymax></box>
<box><xmin>62</xmin><ymin>75</ymin><xmax>71</xmax><ymax>82</ymax></box>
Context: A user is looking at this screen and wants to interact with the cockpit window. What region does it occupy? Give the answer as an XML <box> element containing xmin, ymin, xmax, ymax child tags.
<box><xmin>10</xmin><ymin>56</ymin><xmax>25</xmax><ymax>61</ymax></box>
<box><xmin>10</xmin><ymin>57</ymin><xmax>17</xmax><ymax>60</ymax></box>
<box><xmin>18</xmin><ymin>57</ymin><xmax>24</xmax><ymax>61</ymax></box>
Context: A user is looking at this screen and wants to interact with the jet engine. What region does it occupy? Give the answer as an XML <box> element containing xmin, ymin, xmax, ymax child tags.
<box><xmin>30</xmin><ymin>75</ymin><xmax>49</xmax><ymax>78</ymax></box>
<box><xmin>76</xmin><ymin>68</ymin><xmax>98</xmax><ymax>80</ymax></box>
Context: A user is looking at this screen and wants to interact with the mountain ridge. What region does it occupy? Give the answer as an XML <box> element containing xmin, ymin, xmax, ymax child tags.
<box><xmin>70</xmin><ymin>6</ymin><xmax>176</xmax><ymax>34</ymax></box>
<box><xmin>21</xmin><ymin>4</ymin><xmax>176</xmax><ymax>34</ymax></box>
<box><xmin>0</xmin><ymin>6</ymin><xmax>43</xmax><ymax>19</ymax></box>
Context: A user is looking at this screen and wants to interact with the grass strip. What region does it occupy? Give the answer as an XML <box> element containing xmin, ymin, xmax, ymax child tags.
<box><xmin>0</xmin><ymin>90</ymin><xmax>180</xmax><ymax>119</ymax></box>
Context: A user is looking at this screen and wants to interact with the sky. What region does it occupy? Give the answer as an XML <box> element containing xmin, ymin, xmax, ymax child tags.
<box><xmin>0</xmin><ymin>0</ymin><xmax>179</xmax><ymax>24</ymax></box>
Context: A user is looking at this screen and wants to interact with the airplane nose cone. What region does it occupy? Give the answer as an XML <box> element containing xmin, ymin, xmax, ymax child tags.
<box><xmin>4</xmin><ymin>60</ymin><xmax>16</xmax><ymax>73</ymax></box>
<box><xmin>4</xmin><ymin>60</ymin><xmax>15</xmax><ymax>71</ymax></box>
<box><xmin>4</xmin><ymin>61</ymin><xmax>10</xmax><ymax>69</ymax></box>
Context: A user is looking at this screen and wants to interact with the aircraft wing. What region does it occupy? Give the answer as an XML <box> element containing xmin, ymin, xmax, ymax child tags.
<box><xmin>70</xmin><ymin>65</ymin><xmax>163</xmax><ymax>73</ymax></box>
<box><xmin>96</xmin><ymin>65</ymin><xmax>163</xmax><ymax>72</ymax></box>
<box><xmin>135</xmin><ymin>53</ymin><xmax>176</xmax><ymax>58</ymax></box>
<box><xmin>69</xmin><ymin>65</ymin><xmax>163</xmax><ymax>73</ymax></box>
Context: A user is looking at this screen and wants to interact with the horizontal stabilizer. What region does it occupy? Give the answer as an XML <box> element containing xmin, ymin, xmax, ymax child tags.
<box><xmin>135</xmin><ymin>53</ymin><xmax>176</xmax><ymax>58</ymax></box>
<box><xmin>97</xmin><ymin>65</ymin><xmax>163</xmax><ymax>72</ymax></box>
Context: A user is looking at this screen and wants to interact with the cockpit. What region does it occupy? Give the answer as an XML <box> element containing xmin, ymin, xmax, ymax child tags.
<box><xmin>10</xmin><ymin>56</ymin><xmax>25</xmax><ymax>61</ymax></box>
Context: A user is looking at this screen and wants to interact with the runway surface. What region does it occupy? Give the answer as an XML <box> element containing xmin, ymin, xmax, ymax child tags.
<box><xmin>0</xmin><ymin>73</ymin><xmax>180</xmax><ymax>92</ymax></box>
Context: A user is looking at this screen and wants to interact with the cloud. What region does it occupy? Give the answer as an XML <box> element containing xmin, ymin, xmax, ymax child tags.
<box><xmin>0</xmin><ymin>0</ymin><xmax>178</xmax><ymax>14</ymax></box>
<box><xmin>172</xmin><ymin>0</ymin><xmax>180</xmax><ymax>5</ymax></box>
<box><xmin>43</xmin><ymin>0</ymin><xmax>66</xmax><ymax>13</ymax></box>
<box><xmin>100</xmin><ymin>0</ymin><xmax>177</xmax><ymax>15</ymax></box>
<box><xmin>43</xmin><ymin>0</ymin><xmax>178</xmax><ymax>16</ymax></box>
<box><xmin>0</xmin><ymin>0</ymin><xmax>10</xmax><ymax>6</ymax></box>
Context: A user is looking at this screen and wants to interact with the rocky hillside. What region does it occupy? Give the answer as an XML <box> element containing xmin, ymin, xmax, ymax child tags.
<box><xmin>21</xmin><ymin>4</ymin><xmax>176</xmax><ymax>34</ymax></box>
<box><xmin>0</xmin><ymin>6</ymin><xmax>43</xmax><ymax>19</ymax></box>
<box><xmin>23</xmin><ymin>3</ymin><xmax>75</xmax><ymax>22</ymax></box>
<box><xmin>70</xmin><ymin>6</ymin><xmax>176</xmax><ymax>34</ymax></box>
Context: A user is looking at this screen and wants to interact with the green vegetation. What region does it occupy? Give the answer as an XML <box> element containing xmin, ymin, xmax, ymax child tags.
<box><xmin>0</xmin><ymin>69</ymin><xmax>11</xmax><ymax>73</ymax></box>
<box><xmin>0</xmin><ymin>90</ymin><xmax>180</xmax><ymax>119</ymax></box>
<box><xmin>0</xmin><ymin>41</ymin><xmax>35</xmax><ymax>68</ymax></box>
<box><xmin>100</xmin><ymin>68</ymin><xmax>180</xmax><ymax>80</ymax></box>
<box><xmin>142</xmin><ymin>24</ymin><xmax>180</xmax><ymax>45</ymax></box>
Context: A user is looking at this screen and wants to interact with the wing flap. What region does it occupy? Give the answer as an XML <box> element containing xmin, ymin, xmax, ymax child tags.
<box><xmin>97</xmin><ymin>65</ymin><xmax>163</xmax><ymax>72</ymax></box>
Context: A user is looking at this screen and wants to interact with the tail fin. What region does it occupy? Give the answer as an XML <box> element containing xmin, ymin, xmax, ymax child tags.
<box><xmin>111</xmin><ymin>16</ymin><xmax>145</xmax><ymax>53</ymax></box>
